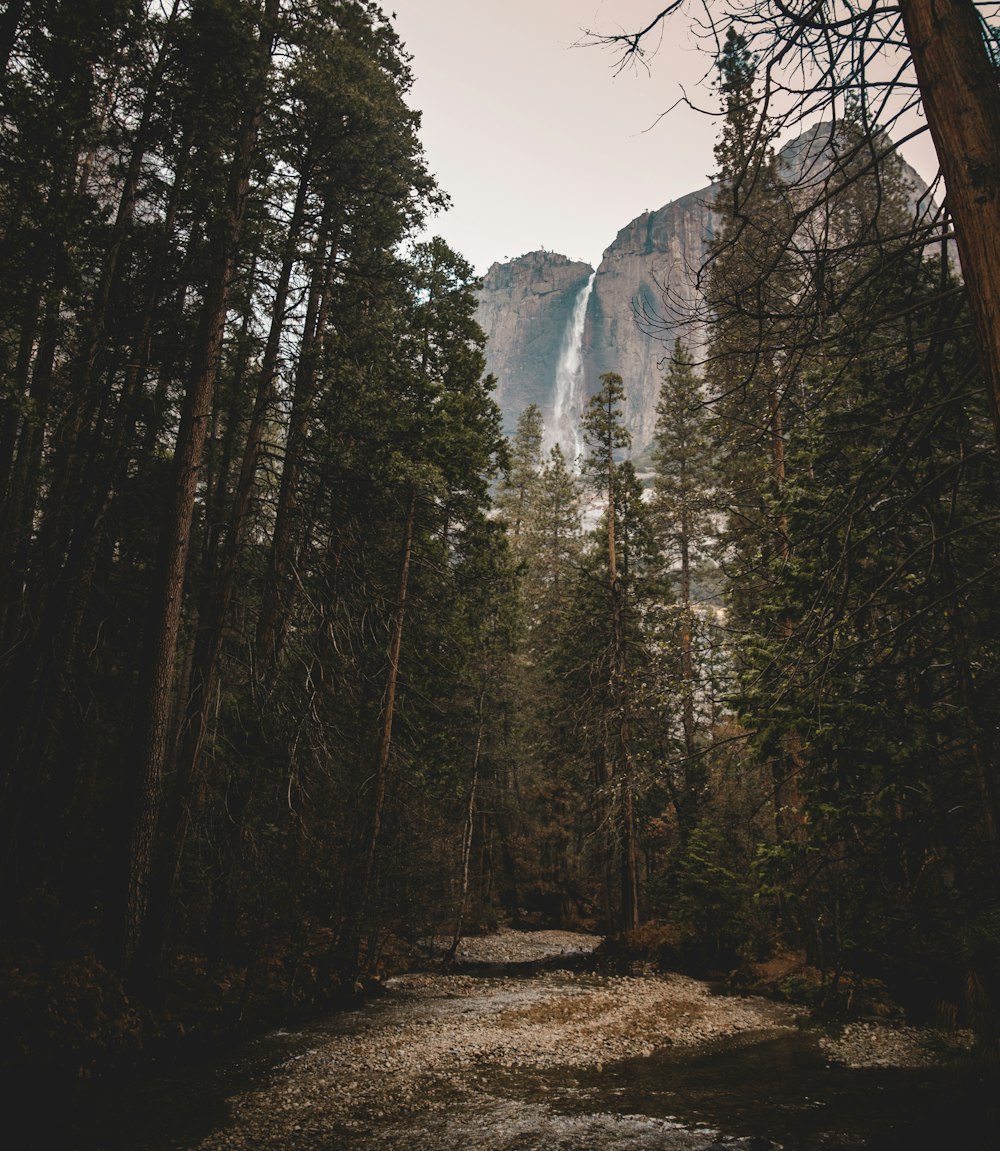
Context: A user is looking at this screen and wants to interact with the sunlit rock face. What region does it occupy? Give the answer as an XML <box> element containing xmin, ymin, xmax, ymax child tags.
<box><xmin>477</xmin><ymin>124</ymin><xmax>930</xmax><ymax>455</ymax></box>
<box><xmin>475</xmin><ymin>251</ymin><xmax>594</xmax><ymax>436</ymax></box>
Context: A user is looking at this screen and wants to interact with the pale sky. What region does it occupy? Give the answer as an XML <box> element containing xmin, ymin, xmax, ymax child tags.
<box><xmin>389</xmin><ymin>2</ymin><xmax>940</xmax><ymax>276</ymax></box>
<box><xmin>390</xmin><ymin>1</ymin><xmax>718</xmax><ymax>274</ymax></box>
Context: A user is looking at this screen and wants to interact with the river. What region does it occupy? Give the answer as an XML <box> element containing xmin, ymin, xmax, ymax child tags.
<box><xmin>37</xmin><ymin>949</ymin><xmax>997</xmax><ymax>1151</ymax></box>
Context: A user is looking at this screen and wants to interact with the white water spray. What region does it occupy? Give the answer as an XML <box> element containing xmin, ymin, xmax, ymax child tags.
<box><xmin>546</xmin><ymin>272</ymin><xmax>595</xmax><ymax>468</ymax></box>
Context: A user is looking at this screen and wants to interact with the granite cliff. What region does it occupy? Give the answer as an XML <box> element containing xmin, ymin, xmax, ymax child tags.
<box><xmin>476</xmin><ymin>124</ymin><xmax>929</xmax><ymax>455</ymax></box>
<box><xmin>475</xmin><ymin>251</ymin><xmax>594</xmax><ymax>437</ymax></box>
<box><xmin>476</xmin><ymin>188</ymin><xmax>716</xmax><ymax>455</ymax></box>
<box><xmin>583</xmin><ymin>183</ymin><xmax>715</xmax><ymax>451</ymax></box>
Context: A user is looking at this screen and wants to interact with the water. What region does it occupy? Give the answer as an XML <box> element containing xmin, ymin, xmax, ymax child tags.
<box><xmin>37</xmin><ymin>976</ymin><xmax>997</xmax><ymax>1151</ymax></box>
<box><xmin>547</xmin><ymin>271</ymin><xmax>595</xmax><ymax>467</ymax></box>
<box><xmin>496</xmin><ymin>1030</ymin><xmax>997</xmax><ymax>1150</ymax></box>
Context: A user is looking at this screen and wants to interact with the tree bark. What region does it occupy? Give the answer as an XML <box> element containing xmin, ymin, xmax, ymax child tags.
<box><xmin>679</xmin><ymin>530</ymin><xmax>696</xmax><ymax>760</ymax></box>
<box><xmin>899</xmin><ymin>0</ymin><xmax>1000</xmax><ymax>449</ymax></box>
<box><xmin>343</xmin><ymin>489</ymin><xmax>417</xmax><ymax>986</ymax></box>
<box><xmin>255</xmin><ymin>204</ymin><xmax>341</xmax><ymax>678</ymax></box>
<box><xmin>49</xmin><ymin>0</ymin><xmax>178</xmax><ymax>485</ymax></box>
<box><xmin>125</xmin><ymin>0</ymin><xmax>281</xmax><ymax>977</ymax></box>
<box><xmin>445</xmin><ymin>695</ymin><xmax>484</xmax><ymax>963</ymax></box>
<box><xmin>159</xmin><ymin>173</ymin><xmax>312</xmax><ymax>911</ymax></box>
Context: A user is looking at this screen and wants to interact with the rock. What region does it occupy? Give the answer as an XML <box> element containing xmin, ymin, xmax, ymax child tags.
<box><xmin>582</xmin><ymin>184</ymin><xmax>715</xmax><ymax>451</ymax></box>
<box><xmin>474</xmin><ymin>252</ymin><xmax>594</xmax><ymax>435</ymax></box>
<box><xmin>477</xmin><ymin>123</ymin><xmax>932</xmax><ymax>454</ymax></box>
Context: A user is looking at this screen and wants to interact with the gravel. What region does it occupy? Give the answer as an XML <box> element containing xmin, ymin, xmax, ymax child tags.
<box><xmin>818</xmin><ymin>1020</ymin><xmax>976</xmax><ymax>1068</ymax></box>
<box><xmin>194</xmin><ymin>934</ymin><xmax>795</xmax><ymax>1150</ymax></box>
<box><xmin>447</xmin><ymin>928</ymin><xmax>605</xmax><ymax>966</ymax></box>
<box><xmin>189</xmin><ymin>931</ymin><xmax>975</xmax><ymax>1150</ymax></box>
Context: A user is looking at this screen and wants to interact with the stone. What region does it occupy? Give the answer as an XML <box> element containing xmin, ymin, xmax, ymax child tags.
<box><xmin>477</xmin><ymin>123</ymin><xmax>932</xmax><ymax>455</ymax></box>
<box><xmin>474</xmin><ymin>251</ymin><xmax>594</xmax><ymax>436</ymax></box>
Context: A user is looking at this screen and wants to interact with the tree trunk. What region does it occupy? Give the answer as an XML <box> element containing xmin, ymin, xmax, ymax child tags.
<box><xmin>125</xmin><ymin>0</ymin><xmax>281</xmax><ymax>977</ymax></box>
<box><xmin>55</xmin><ymin>0</ymin><xmax>180</xmax><ymax>488</ymax></box>
<box><xmin>619</xmin><ymin>723</ymin><xmax>640</xmax><ymax>932</ymax></box>
<box><xmin>368</xmin><ymin>495</ymin><xmax>416</xmax><ymax>900</ymax></box>
<box><xmin>445</xmin><ymin>700</ymin><xmax>484</xmax><ymax>964</ymax></box>
<box><xmin>342</xmin><ymin>490</ymin><xmax>417</xmax><ymax>987</ymax></box>
<box><xmin>679</xmin><ymin>531</ymin><xmax>696</xmax><ymax>760</ymax></box>
<box><xmin>900</xmin><ymin>0</ymin><xmax>1000</xmax><ymax>449</ymax></box>
<box><xmin>156</xmin><ymin>173</ymin><xmax>311</xmax><ymax>913</ymax></box>
<box><xmin>255</xmin><ymin>204</ymin><xmax>340</xmax><ymax>678</ymax></box>
<box><xmin>136</xmin><ymin>260</ymin><xmax>265</xmax><ymax>972</ymax></box>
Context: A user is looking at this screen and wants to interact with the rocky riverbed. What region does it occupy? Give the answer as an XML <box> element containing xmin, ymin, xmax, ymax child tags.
<box><xmin>196</xmin><ymin>969</ymin><xmax>794</xmax><ymax>1150</ymax></box>
<box><xmin>174</xmin><ymin>931</ymin><xmax>981</xmax><ymax>1151</ymax></box>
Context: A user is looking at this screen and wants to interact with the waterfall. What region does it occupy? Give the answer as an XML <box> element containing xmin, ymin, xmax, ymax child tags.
<box><xmin>546</xmin><ymin>271</ymin><xmax>595</xmax><ymax>468</ymax></box>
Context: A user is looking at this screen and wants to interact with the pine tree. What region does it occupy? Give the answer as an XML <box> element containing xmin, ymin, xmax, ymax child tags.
<box><xmin>495</xmin><ymin>402</ymin><xmax>544</xmax><ymax>550</ymax></box>
<box><xmin>580</xmin><ymin>372</ymin><xmax>640</xmax><ymax>930</ymax></box>
<box><xmin>502</xmin><ymin>437</ymin><xmax>588</xmax><ymax>924</ymax></box>
<box><xmin>651</xmin><ymin>338</ymin><xmax>717</xmax><ymax>766</ymax></box>
<box><xmin>0</xmin><ymin>0</ymin><xmax>514</xmax><ymax>1034</ymax></box>
<box><xmin>706</xmin><ymin>25</ymin><xmax>803</xmax><ymax>846</ymax></box>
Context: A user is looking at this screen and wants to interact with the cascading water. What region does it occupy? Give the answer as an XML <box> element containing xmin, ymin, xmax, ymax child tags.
<box><xmin>546</xmin><ymin>271</ymin><xmax>595</xmax><ymax>468</ymax></box>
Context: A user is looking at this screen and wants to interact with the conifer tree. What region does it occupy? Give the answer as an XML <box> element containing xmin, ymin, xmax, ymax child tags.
<box><xmin>581</xmin><ymin>372</ymin><xmax>640</xmax><ymax>930</ymax></box>
<box><xmin>503</xmin><ymin>437</ymin><xmax>589</xmax><ymax>922</ymax></box>
<box><xmin>595</xmin><ymin>2</ymin><xmax>1000</xmax><ymax>452</ymax></box>
<box><xmin>0</xmin><ymin>0</ymin><xmax>513</xmax><ymax>1036</ymax></box>
<box><xmin>651</xmin><ymin>338</ymin><xmax>717</xmax><ymax>765</ymax></box>
<box><xmin>495</xmin><ymin>402</ymin><xmax>544</xmax><ymax>551</ymax></box>
<box><xmin>706</xmin><ymin>26</ymin><xmax>804</xmax><ymax>846</ymax></box>
<box><xmin>707</xmin><ymin>27</ymin><xmax>797</xmax><ymax>627</ymax></box>
<box><xmin>738</xmin><ymin>123</ymin><xmax>1000</xmax><ymax>988</ymax></box>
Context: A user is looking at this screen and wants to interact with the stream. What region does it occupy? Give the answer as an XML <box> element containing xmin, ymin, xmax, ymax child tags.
<box><xmin>38</xmin><ymin>965</ymin><xmax>997</xmax><ymax>1151</ymax></box>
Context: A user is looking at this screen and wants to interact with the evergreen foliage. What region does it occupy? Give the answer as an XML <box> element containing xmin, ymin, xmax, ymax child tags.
<box><xmin>3</xmin><ymin>0</ymin><xmax>1000</xmax><ymax>1077</ymax></box>
<box><xmin>0</xmin><ymin>0</ymin><xmax>510</xmax><ymax>1069</ymax></box>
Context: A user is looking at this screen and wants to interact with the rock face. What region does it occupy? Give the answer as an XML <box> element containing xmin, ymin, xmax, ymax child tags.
<box><xmin>583</xmin><ymin>184</ymin><xmax>715</xmax><ymax>450</ymax></box>
<box><xmin>475</xmin><ymin>251</ymin><xmax>594</xmax><ymax>436</ymax></box>
<box><xmin>476</xmin><ymin>192</ymin><xmax>716</xmax><ymax>454</ymax></box>
<box><xmin>476</xmin><ymin>123</ymin><xmax>930</xmax><ymax>454</ymax></box>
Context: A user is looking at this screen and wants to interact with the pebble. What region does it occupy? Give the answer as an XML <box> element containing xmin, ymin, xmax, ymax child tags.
<box><xmin>191</xmin><ymin>932</ymin><xmax>970</xmax><ymax>1149</ymax></box>
<box><xmin>819</xmin><ymin>1020</ymin><xmax>975</xmax><ymax>1068</ymax></box>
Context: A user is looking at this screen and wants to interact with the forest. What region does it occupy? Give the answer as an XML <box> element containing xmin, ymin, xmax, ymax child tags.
<box><xmin>2</xmin><ymin>0</ymin><xmax>999</xmax><ymax>1085</ymax></box>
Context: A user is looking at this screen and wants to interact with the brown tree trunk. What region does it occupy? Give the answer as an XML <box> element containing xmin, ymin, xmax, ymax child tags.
<box><xmin>445</xmin><ymin>697</ymin><xmax>484</xmax><ymax>964</ymax></box>
<box><xmin>156</xmin><ymin>175</ymin><xmax>311</xmax><ymax>911</ymax></box>
<box><xmin>619</xmin><ymin>730</ymin><xmax>639</xmax><ymax>932</ymax></box>
<box><xmin>135</xmin><ymin>266</ymin><xmax>265</xmax><ymax>971</ymax></box>
<box><xmin>900</xmin><ymin>0</ymin><xmax>1000</xmax><ymax>449</ymax></box>
<box><xmin>124</xmin><ymin>0</ymin><xmax>281</xmax><ymax>977</ymax></box>
<box><xmin>137</xmin><ymin>122</ymin><xmax>197</xmax><ymax>457</ymax></box>
<box><xmin>367</xmin><ymin>494</ymin><xmax>416</xmax><ymax>898</ymax></box>
<box><xmin>54</xmin><ymin>0</ymin><xmax>180</xmax><ymax>487</ymax></box>
<box><xmin>606</xmin><ymin>449</ymin><xmax>639</xmax><ymax>931</ymax></box>
<box><xmin>255</xmin><ymin>205</ymin><xmax>341</xmax><ymax>678</ymax></box>
<box><xmin>679</xmin><ymin>531</ymin><xmax>696</xmax><ymax>760</ymax></box>
<box><xmin>343</xmin><ymin>490</ymin><xmax>417</xmax><ymax>986</ymax></box>
<box><xmin>5</xmin><ymin>5</ymin><xmax>188</xmax><ymax>825</ymax></box>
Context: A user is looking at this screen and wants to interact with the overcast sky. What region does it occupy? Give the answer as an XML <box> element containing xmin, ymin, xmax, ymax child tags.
<box><xmin>389</xmin><ymin>1</ymin><xmax>939</xmax><ymax>276</ymax></box>
<box><xmin>390</xmin><ymin>1</ymin><xmax>723</xmax><ymax>274</ymax></box>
